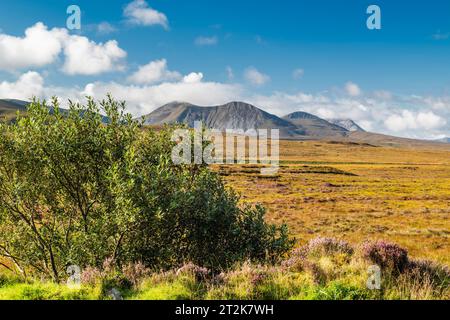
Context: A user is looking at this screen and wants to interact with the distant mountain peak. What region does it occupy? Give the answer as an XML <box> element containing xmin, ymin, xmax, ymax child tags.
<box><xmin>144</xmin><ymin>102</ymin><xmax>355</xmax><ymax>139</ymax></box>
<box><xmin>143</xmin><ymin>101</ymin><xmax>307</xmax><ymax>138</ymax></box>
<box><xmin>328</xmin><ymin>119</ymin><xmax>365</xmax><ymax>132</ymax></box>
<box><xmin>283</xmin><ymin>111</ymin><xmax>349</xmax><ymax>137</ymax></box>
<box><xmin>283</xmin><ymin>111</ymin><xmax>322</xmax><ymax>120</ymax></box>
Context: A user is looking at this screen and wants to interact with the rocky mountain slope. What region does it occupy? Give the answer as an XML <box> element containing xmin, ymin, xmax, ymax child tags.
<box><xmin>328</xmin><ymin>119</ymin><xmax>365</xmax><ymax>132</ymax></box>
<box><xmin>143</xmin><ymin>101</ymin><xmax>308</xmax><ymax>139</ymax></box>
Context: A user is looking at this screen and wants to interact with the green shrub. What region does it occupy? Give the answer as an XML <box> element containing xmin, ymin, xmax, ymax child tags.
<box><xmin>0</xmin><ymin>95</ymin><xmax>293</xmax><ymax>280</ymax></box>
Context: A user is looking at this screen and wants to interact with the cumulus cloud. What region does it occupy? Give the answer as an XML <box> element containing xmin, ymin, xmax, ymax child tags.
<box><xmin>127</xmin><ymin>59</ymin><xmax>181</xmax><ymax>84</ymax></box>
<box><xmin>245</xmin><ymin>89</ymin><xmax>450</xmax><ymax>139</ymax></box>
<box><xmin>0</xmin><ymin>71</ymin><xmax>44</xmax><ymax>99</ymax></box>
<box><xmin>0</xmin><ymin>22</ymin><xmax>65</xmax><ymax>71</ymax></box>
<box><xmin>244</xmin><ymin>67</ymin><xmax>270</xmax><ymax>86</ymax></box>
<box><xmin>182</xmin><ymin>72</ymin><xmax>203</xmax><ymax>83</ymax></box>
<box><xmin>2</xmin><ymin>65</ymin><xmax>449</xmax><ymax>140</ymax></box>
<box><xmin>385</xmin><ymin>110</ymin><xmax>447</xmax><ymax>132</ymax></box>
<box><xmin>62</xmin><ymin>37</ymin><xmax>126</xmax><ymax>75</ymax></box>
<box><xmin>124</xmin><ymin>0</ymin><xmax>169</xmax><ymax>30</ymax></box>
<box><xmin>80</xmin><ymin>78</ymin><xmax>240</xmax><ymax>115</ymax></box>
<box><xmin>345</xmin><ymin>82</ymin><xmax>362</xmax><ymax>97</ymax></box>
<box><xmin>194</xmin><ymin>36</ymin><xmax>218</xmax><ymax>46</ymax></box>
<box><xmin>0</xmin><ymin>22</ymin><xmax>127</xmax><ymax>75</ymax></box>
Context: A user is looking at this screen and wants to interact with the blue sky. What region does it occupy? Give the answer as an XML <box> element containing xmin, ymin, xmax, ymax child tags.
<box><xmin>0</xmin><ymin>0</ymin><xmax>450</xmax><ymax>138</ymax></box>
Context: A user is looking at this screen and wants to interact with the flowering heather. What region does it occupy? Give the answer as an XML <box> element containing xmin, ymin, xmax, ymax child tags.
<box><xmin>80</xmin><ymin>266</ymin><xmax>102</xmax><ymax>286</ymax></box>
<box><xmin>305</xmin><ymin>237</ymin><xmax>354</xmax><ymax>257</ymax></box>
<box><xmin>122</xmin><ymin>262</ymin><xmax>150</xmax><ymax>287</ymax></box>
<box><xmin>176</xmin><ymin>263</ymin><xmax>210</xmax><ymax>282</ymax></box>
<box><xmin>102</xmin><ymin>257</ymin><xmax>115</xmax><ymax>274</ymax></box>
<box><xmin>407</xmin><ymin>259</ymin><xmax>450</xmax><ymax>284</ymax></box>
<box><xmin>250</xmin><ymin>272</ymin><xmax>268</xmax><ymax>286</ymax></box>
<box><xmin>280</xmin><ymin>246</ymin><xmax>306</xmax><ymax>271</ymax></box>
<box><xmin>281</xmin><ymin>237</ymin><xmax>353</xmax><ymax>272</ymax></box>
<box><xmin>361</xmin><ymin>240</ymin><xmax>409</xmax><ymax>273</ymax></box>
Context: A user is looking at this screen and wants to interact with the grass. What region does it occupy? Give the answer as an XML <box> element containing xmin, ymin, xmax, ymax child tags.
<box><xmin>1</xmin><ymin>139</ymin><xmax>449</xmax><ymax>300</ymax></box>
<box><xmin>217</xmin><ymin>140</ymin><xmax>450</xmax><ymax>266</ymax></box>
<box><xmin>1</xmin><ymin>237</ymin><xmax>448</xmax><ymax>300</ymax></box>
<box><xmin>0</xmin><ymin>282</ymin><xmax>101</xmax><ymax>300</ymax></box>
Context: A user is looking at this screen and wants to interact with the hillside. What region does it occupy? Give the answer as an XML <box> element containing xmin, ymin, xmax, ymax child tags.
<box><xmin>2</xmin><ymin>99</ymin><xmax>448</xmax><ymax>148</ymax></box>
<box><xmin>328</xmin><ymin>119</ymin><xmax>365</xmax><ymax>132</ymax></box>
<box><xmin>0</xmin><ymin>99</ymin><xmax>29</xmax><ymax>121</ymax></box>
<box><xmin>282</xmin><ymin>111</ymin><xmax>348</xmax><ymax>137</ymax></box>
<box><xmin>143</xmin><ymin>101</ymin><xmax>308</xmax><ymax>139</ymax></box>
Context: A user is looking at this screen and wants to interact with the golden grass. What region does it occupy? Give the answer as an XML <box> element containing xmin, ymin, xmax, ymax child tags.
<box><xmin>216</xmin><ymin>140</ymin><xmax>450</xmax><ymax>265</ymax></box>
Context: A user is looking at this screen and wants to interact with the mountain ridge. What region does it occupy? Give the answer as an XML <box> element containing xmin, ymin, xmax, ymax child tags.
<box><xmin>143</xmin><ymin>101</ymin><xmax>356</xmax><ymax>139</ymax></box>
<box><xmin>328</xmin><ymin>119</ymin><xmax>365</xmax><ymax>132</ymax></box>
<box><xmin>282</xmin><ymin>111</ymin><xmax>349</xmax><ymax>137</ymax></box>
<box><xmin>143</xmin><ymin>101</ymin><xmax>308</xmax><ymax>139</ymax></box>
<box><xmin>2</xmin><ymin>99</ymin><xmax>448</xmax><ymax>148</ymax></box>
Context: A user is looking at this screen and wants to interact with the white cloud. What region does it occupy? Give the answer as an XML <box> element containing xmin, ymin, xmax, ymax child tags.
<box><xmin>345</xmin><ymin>82</ymin><xmax>362</xmax><ymax>97</ymax></box>
<box><xmin>0</xmin><ymin>22</ymin><xmax>65</xmax><ymax>71</ymax></box>
<box><xmin>79</xmin><ymin>79</ymin><xmax>240</xmax><ymax>115</ymax></box>
<box><xmin>417</xmin><ymin>111</ymin><xmax>447</xmax><ymax>130</ymax></box>
<box><xmin>0</xmin><ymin>71</ymin><xmax>44</xmax><ymax>99</ymax></box>
<box><xmin>2</xmin><ymin>64</ymin><xmax>449</xmax><ymax>140</ymax></box>
<box><xmin>292</xmin><ymin>68</ymin><xmax>304</xmax><ymax>80</ymax></box>
<box><xmin>1</xmin><ymin>70</ymin><xmax>240</xmax><ymax>117</ymax></box>
<box><xmin>127</xmin><ymin>59</ymin><xmax>181</xmax><ymax>84</ymax></box>
<box><xmin>62</xmin><ymin>36</ymin><xmax>127</xmax><ymax>75</ymax></box>
<box><xmin>0</xmin><ymin>22</ymin><xmax>127</xmax><ymax>75</ymax></box>
<box><xmin>244</xmin><ymin>67</ymin><xmax>270</xmax><ymax>86</ymax></box>
<box><xmin>245</xmin><ymin>89</ymin><xmax>450</xmax><ymax>139</ymax></box>
<box><xmin>124</xmin><ymin>0</ymin><xmax>169</xmax><ymax>30</ymax></box>
<box><xmin>195</xmin><ymin>36</ymin><xmax>218</xmax><ymax>46</ymax></box>
<box><xmin>183</xmin><ymin>72</ymin><xmax>203</xmax><ymax>84</ymax></box>
<box><xmin>385</xmin><ymin>110</ymin><xmax>447</xmax><ymax>132</ymax></box>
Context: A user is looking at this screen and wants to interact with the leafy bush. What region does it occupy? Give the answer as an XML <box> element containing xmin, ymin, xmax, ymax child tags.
<box><xmin>0</xmin><ymin>95</ymin><xmax>293</xmax><ymax>281</ymax></box>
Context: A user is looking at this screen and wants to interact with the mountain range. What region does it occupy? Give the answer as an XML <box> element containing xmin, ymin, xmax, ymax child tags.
<box><xmin>2</xmin><ymin>99</ymin><xmax>449</xmax><ymax>146</ymax></box>
<box><xmin>328</xmin><ymin>119</ymin><xmax>365</xmax><ymax>132</ymax></box>
<box><xmin>142</xmin><ymin>101</ymin><xmax>364</xmax><ymax>139</ymax></box>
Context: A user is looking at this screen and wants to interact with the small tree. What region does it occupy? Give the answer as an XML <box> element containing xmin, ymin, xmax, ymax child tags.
<box><xmin>0</xmin><ymin>96</ymin><xmax>293</xmax><ymax>280</ymax></box>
